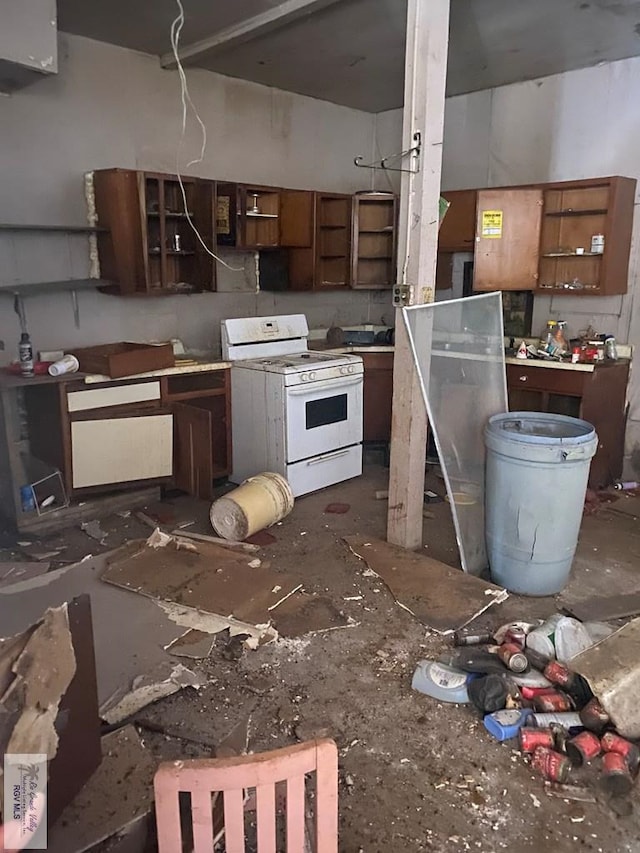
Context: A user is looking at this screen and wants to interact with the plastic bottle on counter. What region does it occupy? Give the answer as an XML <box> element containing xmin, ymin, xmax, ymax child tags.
<box><xmin>539</xmin><ymin>320</ymin><xmax>557</xmax><ymax>354</ymax></box>
<box><xmin>18</xmin><ymin>333</ymin><xmax>34</xmax><ymax>377</ymax></box>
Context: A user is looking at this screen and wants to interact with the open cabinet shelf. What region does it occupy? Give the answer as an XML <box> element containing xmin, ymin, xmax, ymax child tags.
<box><xmin>351</xmin><ymin>192</ymin><xmax>397</xmax><ymax>290</ymax></box>
<box><xmin>93</xmin><ymin>169</ymin><xmax>216</xmax><ymax>295</ymax></box>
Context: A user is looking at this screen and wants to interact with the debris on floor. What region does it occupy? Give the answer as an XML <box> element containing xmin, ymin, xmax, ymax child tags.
<box><xmin>100</xmin><ymin>662</ymin><xmax>203</xmax><ymax>725</ymax></box>
<box><xmin>0</xmin><ymin>560</ymin><xmax>50</xmax><ymax>588</ymax></box>
<box><xmin>164</xmin><ymin>628</ymin><xmax>217</xmax><ymax>660</ymax></box>
<box><xmin>345</xmin><ymin>535</ymin><xmax>508</xmax><ymax>633</ymax></box>
<box><xmin>561</xmin><ymin>590</ymin><xmax>640</xmax><ymax>623</ymax></box>
<box><xmin>324</xmin><ymin>502</ymin><xmax>351</xmax><ymax>514</ymax></box>
<box><xmin>102</xmin><ymin>531</ymin><xmax>302</xmax><ymax>627</ymax></box>
<box><xmin>411</xmin><ymin>612</ymin><xmax>640</xmax><ymax>809</ymax></box>
<box><xmin>47</xmin><ymin>725</ymin><xmax>156</xmax><ymax>853</ymax></box>
<box><xmin>80</xmin><ymin>519</ymin><xmax>108</xmax><ymax>546</ymax></box>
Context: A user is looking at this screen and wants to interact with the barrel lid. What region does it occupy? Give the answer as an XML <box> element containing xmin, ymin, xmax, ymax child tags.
<box><xmin>486</xmin><ymin>412</ymin><xmax>596</xmax><ymax>446</ymax></box>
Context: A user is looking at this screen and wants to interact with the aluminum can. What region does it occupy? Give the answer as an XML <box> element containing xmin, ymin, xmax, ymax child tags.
<box><xmin>543</xmin><ymin>661</ymin><xmax>574</xmax><ymax>688</ymax></box>
<box><xmin>453</xmin><ymin>630</ymin><xmax>494</xmax><ymax>647</ymax></box>
<box><xmin>497</xmin><ymin>643</ymin><xmax>528</xmax><ymax>673</ymax></box>
<box><xmin>520</xmin><ymin>727</ymin><xmax>555</xmax><ymax>754</ymax></box>
<box><xmin>579</xmin><ymin>697</ymin><xmax>610</xmax><ymax>733</ymax></box>
<box><xmin>534</xmin><ymin>690</ymin><xmax>573</xmax><ymax>713</ymax></box>
<box><xmin>601</xmin><ymin>732</ymin><xmax>640</xmax><ymax>774</ymax></box>
<box><xmin>532</xmin><ymin>747</ymin><xmax>571</xmax><ymax>783</ymax></box>
<box><xmin>600</xmin><ymin>751</ymin><xmax>633</xmax><ymax>797</ymax></box>
<box><xmin>566</xmin><ymin>731</ymin><xmax>601</xmax><ymax>767</ymax></box>
<box><xmin>503</xmin><ymin>627</ymin><xmax>526</xmax><ymax>647</ymax></box>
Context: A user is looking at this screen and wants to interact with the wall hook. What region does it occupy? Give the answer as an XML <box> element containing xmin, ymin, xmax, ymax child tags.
<box><xmin>354</xmin><ymin>131</ymin><xmax>421</xmax><ymax>174</ymax></box>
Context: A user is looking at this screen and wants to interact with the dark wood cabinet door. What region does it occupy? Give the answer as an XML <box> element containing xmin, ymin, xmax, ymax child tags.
<box><xmin>474</xmin><ymin>188</ymin><xmax>543</xmax><ymax>291</ymax></box>
<box><xmin>439</xmin><ymin>190</ymin><xmax>477</xmax><ymax>252</ymax></box>
<box><xmin>280</xmin><ymin>190</ymin><xmax>314</xmax><ymax>247</ymax></box>
<box><xmin>173</xmin><ymin>402</ymin><xmax>213</xmax><ymax>500</ymax></box>
<box><xmin>362</xmin><ymin>353</ymin><xmax>394</xmax><ymax>441</ymax></box>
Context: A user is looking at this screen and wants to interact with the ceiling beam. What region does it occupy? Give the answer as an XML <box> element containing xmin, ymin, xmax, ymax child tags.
<box><xmin>160</xmin><ymin>0</ymin><xmax>344</xmax><ymax>68</ymax></box>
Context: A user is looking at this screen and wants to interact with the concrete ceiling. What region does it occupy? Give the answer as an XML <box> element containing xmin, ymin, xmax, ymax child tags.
<box><xmin>58</xmin><ymin>0</ymin><xmax>640</xmax><ymax>112</ymax></box>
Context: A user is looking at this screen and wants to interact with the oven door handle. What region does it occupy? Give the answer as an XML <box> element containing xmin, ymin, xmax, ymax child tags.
<box><xmin>286</xmin><ymin>376</ymin><xmax>362</xmax><ymax>396</ymax></box>
<box><xmin>306</xmin><ymin>447</ymin><xmax>353</xmax><ymax>465</ymax></box>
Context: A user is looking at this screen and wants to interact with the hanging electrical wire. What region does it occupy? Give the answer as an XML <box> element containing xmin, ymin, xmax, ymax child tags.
<box><xmin>169</xmin><ymin>0</ymin><xmax>245</xmax><ymax>273</ymax></box>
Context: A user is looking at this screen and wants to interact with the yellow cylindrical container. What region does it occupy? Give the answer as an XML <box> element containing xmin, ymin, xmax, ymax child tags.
<box><xmin>210</xmin><ymin>472</ymin><xmax>294</xmax><ymax>541</ymax></box>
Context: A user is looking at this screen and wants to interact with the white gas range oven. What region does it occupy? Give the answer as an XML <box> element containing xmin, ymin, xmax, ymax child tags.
<box><xmin>221</xmin><ymin>314</ymin><xmax>363</xmax><ymax>496</ymax></box>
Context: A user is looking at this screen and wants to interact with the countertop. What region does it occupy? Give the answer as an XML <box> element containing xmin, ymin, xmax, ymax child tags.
<box><xmin>311</xmin><ymin>340</ymin><xmax>629</xmax><ymax>373</ymax></box>
<box><xmin>0</xmin><ymin>358</ymin><xmax>230</xmax><ymax>389</ymax></box>
<box><xmin>82</xmin><ymin>359</ymin><xmax>230</xmax><ymax>384</ymax></box>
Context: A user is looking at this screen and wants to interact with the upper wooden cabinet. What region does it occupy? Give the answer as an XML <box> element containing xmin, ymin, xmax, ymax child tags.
<box><xmin>473</xmin><ymin>188</ymin><xmax>543</xmax><ymax>292</ymax></box>
<box><xmin>287</xmin><ymin>192</ymin><xmax>353</xmax><ymax>290</ymax></box>
<box><xmin>439</xmin><ymin>190</ymin><xmax>477</xmax><ymax>252</ymax></box>
<box><xmin>351</xmin><ymin>192</ymin><xmax>397</xmax><ymax>290</ymax></box>
<box><xmin>93</xmin><ymin>169</ymin><xmax>216</xmax><ymax>296</ymax></box>
<box><xmin>470</xmin><ymin>176</ymin><xmax>636</xmax><ymax>295</ymax></box>
<box><xmin>537</xmin><ymin>176</ymin><xmax>636</xmax><ymax>296</ymax></box>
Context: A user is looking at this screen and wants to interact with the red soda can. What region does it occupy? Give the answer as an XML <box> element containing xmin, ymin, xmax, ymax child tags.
<box><xmin>503</xmin><ymin>627</ymin><xmax>526</xmax><ymax>648</ymax></box>
<box><xmin>601</xmin><ymin>732</ymin><xmax>640</xmax><ymax>774</ymax></box>
<box><xmin>600</xmin><ymin>751</ymin><xmax>633</xmax><ymax>797</ymax></box>
<box><xmin>543</xmin><ymin>661</ymin><xmax>575</xmax><ymax>688</ymax></box>
<box><xmin>533</xmin><ymin>690</ymin><xmax>573</xmax><ymax>713</ymax></box>
<box><xmin>566</xmin><ymin>731</ymin><xmax>601</xmax><ymax>767</ymax></box>
<box><xmin>521</xmin><ymin>686</ymin><xmax>556</xmax><ymax>700</ymax></box>
<box><xmin>579</xmin><ymin>697</ymin><xmax>610</xmax><ymax>733</ymax></box>
<box><xmin>497</xmin><ymin>643</ymin><xmax>528</xmax><ymax>673</ymax></box>
<box><xmin>519</xmin><ymin>727</ymin><xmax>555</xmax><ymax>754</ymax></box>
<box><xmin>531</xmin><ymin>746</ymin><xmax>571</xmax><ymax>783</ymax></box>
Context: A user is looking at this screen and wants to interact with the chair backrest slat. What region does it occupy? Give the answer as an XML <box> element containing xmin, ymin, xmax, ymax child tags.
<box><xmin>256</xmin><ymin>783</ymin><xmax>277</xmax><ymax>853</ymax></box>
<box><xmin>191</xmin><ymin>788</ymin><xmax>215</xmax><ymax>853</ymax></box>
<box><xmin>286</xmin><ymin>775</ymin><xmax>306</xmax><ymax>852</ymax></box>
<box><xmin>314</xmin><ymin>741</ymin><xmax>339</xmax><ymax>853</ymax></box>
<box><xmin>222</xmin><ymin>787</ymin><xmax>247</xmax><ymax>853</ymax></box>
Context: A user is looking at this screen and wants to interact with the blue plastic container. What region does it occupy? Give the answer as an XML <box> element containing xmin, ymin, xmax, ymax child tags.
<box><xmin>485</xmin><ymin>412</ymin><xmax>597</xmax><ymax>596</ymax></box>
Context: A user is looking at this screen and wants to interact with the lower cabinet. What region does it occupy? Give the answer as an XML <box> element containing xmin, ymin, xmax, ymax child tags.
<box><xmin>71</xmin><ymin>414</ymin><xmax>173</xmax><ymax>488</ymax></box>
<box><xmin>362</xmin><ymin>352</ymin><xmax>394</xmax><ymax>442</ymax></box>
<box><xmin>506</xmin><ymin>361</ymin><xmax>630</xmax><ymax>488</ymax></box>
<box><xmin>163</xmin><ymin>370</ymin><xmax>231</xmax><ymax>500</ymax></box>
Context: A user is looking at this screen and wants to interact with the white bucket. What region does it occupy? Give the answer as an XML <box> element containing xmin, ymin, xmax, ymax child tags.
<box><xmin>210</xmin><ymin>472</ymin><xmax>294</xmax><ymax>541</ymax></box>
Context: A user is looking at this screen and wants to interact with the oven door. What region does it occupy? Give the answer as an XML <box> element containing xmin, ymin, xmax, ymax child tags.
<box><xmin>285</xmin><ymin>375</ymin><xmax>363</xmax><ymax>463</ymax></box>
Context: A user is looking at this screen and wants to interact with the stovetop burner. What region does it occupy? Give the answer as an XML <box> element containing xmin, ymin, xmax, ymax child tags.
<box><xmin>232</xmin><ymin>349</ymin><xmax>362</xmax><ymax>375</ymax></box>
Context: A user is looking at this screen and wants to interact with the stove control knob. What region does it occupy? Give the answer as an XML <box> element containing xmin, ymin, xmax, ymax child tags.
<box><xmin>347</xmin><ymin>364</ymin><xmax>355</xmax><ymax>374</ymax></box>
<box><xmin>339</xmin><ymin>366</ymin><xmax>348</xmax><ymax>375</ymax></box>
<box><xmin>301</xmin><ymin>373</ymin><xmax>309</xmax><ymax>382</ymax></box>
<box><xmin>309</xmin><ymin>371</ymin><xmax>317</xmax><ymax>380</ymax></box>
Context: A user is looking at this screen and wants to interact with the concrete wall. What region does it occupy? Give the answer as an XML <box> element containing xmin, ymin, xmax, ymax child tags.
<box><xmin>0</xmin><ymin>33</ymin><xmax>390</xmax><ymax>361</ymax></box>
<box><xmin>377</xmin><ymin>56</ymin><xmax>640</xmax><ymax>476</ymax></box>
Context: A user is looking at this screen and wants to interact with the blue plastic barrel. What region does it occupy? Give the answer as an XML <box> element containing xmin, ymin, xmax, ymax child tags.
<box><xmin>484</xmin><ymin>412</ymin><xmax>598</xmax><ymax>596</ymax></box>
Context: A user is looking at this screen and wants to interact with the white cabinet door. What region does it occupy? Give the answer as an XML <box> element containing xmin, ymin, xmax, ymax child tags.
<box><xmin>67</xmin><ymin>381</ymin><xmax>161</xmax><ymax>412</ymax></box>
<box><xmin>71</xmin><ymin>415</ymin><xmax>173</xmax><ymax>488</ymax></box>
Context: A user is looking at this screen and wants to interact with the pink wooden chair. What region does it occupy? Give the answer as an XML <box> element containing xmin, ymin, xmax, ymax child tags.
<box><xmin>153</xmin><ymin>738</ymin><xmax>338</xmax><ymax>853</ymax></box>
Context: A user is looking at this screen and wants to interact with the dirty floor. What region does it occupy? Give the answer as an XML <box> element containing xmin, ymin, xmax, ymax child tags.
<box><xmin>3</xmin><ymin>464</ymin><xmax>640</xmax><ymax>852</ymax></box>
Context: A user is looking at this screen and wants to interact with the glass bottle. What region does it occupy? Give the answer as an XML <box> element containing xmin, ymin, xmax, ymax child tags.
<box><xmin>540</xmin><ymin>320</ymin><xmax>556</xmax><ymax>354</ymax></box>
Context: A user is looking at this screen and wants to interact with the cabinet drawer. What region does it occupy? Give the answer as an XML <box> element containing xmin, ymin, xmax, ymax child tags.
<box><xmin>506</xmin><ymin>365</ymin><xmax>586</xmax><ymax>396</ymax></box>
<box><xmin>71</xmin><ymin>414</ymin><xmax>172</xmax><ymax>487</ymax></box>
<box><xmin>67</xmin><ymin>381</ymin><xmax>161</xmax><ymax>412</ymax></box>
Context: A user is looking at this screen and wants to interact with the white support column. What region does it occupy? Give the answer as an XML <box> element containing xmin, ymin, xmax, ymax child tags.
<box><xmin>387</xmin><ymin>0</ymin><xmax>450</xmax><ymax>549</ymax></box>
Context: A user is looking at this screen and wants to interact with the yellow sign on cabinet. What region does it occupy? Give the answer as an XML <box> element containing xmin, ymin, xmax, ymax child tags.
<box><xmin>481</xmin><ymin>210</ymin><xmax>503</xmax><ymax>239</ymax></box>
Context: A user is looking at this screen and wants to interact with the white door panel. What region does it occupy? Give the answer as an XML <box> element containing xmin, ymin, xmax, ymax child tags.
<box><xmin>71</xmin><ymin>415</ymin><xmax>173</xmax><ymax>488</ymax></box>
